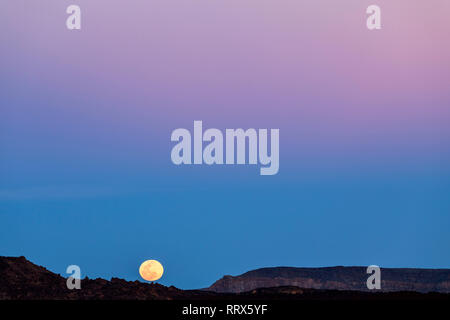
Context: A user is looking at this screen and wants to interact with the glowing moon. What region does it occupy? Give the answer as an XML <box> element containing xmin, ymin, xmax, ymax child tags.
<box><xmin>139</xmin><ymin>260</ymin><xmax>164</xmax><ymax>282</ymax></box>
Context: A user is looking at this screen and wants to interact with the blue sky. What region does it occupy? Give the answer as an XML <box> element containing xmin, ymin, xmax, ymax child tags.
<box><xmin>1</xmin><ymin>167</ymin><xmax>449</xmax><ymax>289</ymax></box>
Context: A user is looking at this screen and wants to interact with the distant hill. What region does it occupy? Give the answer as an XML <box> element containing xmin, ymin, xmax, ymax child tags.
<box><xmin>0</xmin><ymin>256</ymin><xmax>186</xmax><ymax>300</ymax></box>
<box><xmin>1</xmin><ymin>257</ymin><xmax>449</xmax><ymax>300</ymax></box>
<box><xmin>207</xmin><ymin>266</ymin><xmax>450</xmax><ymax>293</ymax></box>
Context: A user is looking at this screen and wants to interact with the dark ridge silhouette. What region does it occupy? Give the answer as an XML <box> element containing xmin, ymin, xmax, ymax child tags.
<box><xmin>208</xmin><ymin>266</ymin><xmax>450</xmax><ymax>293</ymax></box>
<box><xmin>1</xmin><ymin>257</ymin><xmax>449</xmax><ymax>300</ymax></box>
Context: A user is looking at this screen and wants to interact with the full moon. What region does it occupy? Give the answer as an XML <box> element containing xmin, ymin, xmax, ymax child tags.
<box><xmin>139</xmin><ymin>260</ymin><xmax>164</xmax><ymax>282</ymax></box>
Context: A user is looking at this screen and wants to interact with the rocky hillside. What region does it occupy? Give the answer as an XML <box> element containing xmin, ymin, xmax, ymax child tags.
<box><xmin>208</xmin><ymin>266</ymin><xmax>450</xmax><ymax>293</ymax></box>
<box><xmin>0</xmin><ymin>256</ymin><xmax>188</xmax><ymax>300</ymax></box>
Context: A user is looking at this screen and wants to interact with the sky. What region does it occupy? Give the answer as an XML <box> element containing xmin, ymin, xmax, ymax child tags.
<box><xmin>0</xmin><ymin>0</ymin><xmax>449</xmax><ymax>289</ymax></box>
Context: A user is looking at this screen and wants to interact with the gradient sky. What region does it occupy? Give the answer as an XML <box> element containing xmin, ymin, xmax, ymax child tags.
<box><xmin>1</xmin><ymin>1</ymin><xmax>450</xmax><ymax>289</ymax></box>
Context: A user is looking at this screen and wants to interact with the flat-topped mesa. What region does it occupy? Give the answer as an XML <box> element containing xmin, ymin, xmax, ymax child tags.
<box><xmin>207</xmin><ymin>266</ymin><xmax>450</xmax><ymax>293</ymax></box>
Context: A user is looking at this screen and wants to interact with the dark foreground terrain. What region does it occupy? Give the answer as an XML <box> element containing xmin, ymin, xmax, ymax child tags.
<box><xmin>1</xmin><ymin>256</ymin><xmax>449</xmax><ymax>300</ymax></box>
